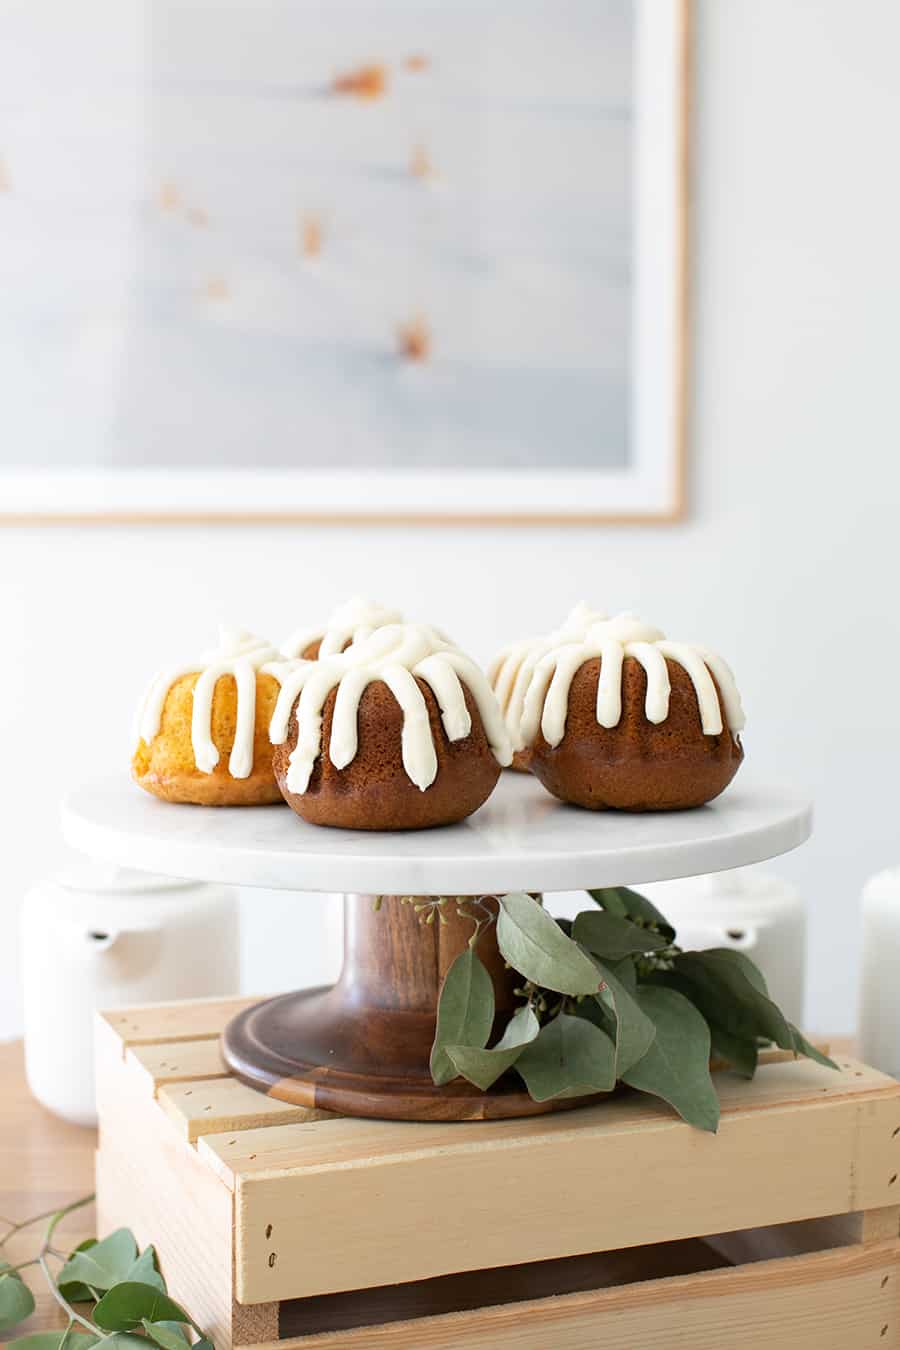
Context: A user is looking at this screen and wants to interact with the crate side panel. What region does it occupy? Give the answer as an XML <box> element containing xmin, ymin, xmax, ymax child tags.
<box><xmin>235</xmin><ymin>1091</ymin><xmax>900</xmax><ymax>1302</ymax></box>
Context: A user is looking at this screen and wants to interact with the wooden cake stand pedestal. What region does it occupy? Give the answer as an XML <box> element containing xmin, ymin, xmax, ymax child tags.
<box><xmin>65</xmin><ymin>774</ymin><xmax>813</xmax><ymax>1123</ymax></box>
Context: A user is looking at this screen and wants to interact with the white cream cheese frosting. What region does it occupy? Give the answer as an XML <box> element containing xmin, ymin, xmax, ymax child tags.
<box><xmin>508</xmin><ymin>612</ymin><xmax>745</xmax><ymax>751</ymax></box>
<box><xmin>487</xmin><ymin>602</ymin><xmax>610</xmax><ymax>744</ymax></box>
<box><xmin>135</xmin><ymin>627</ymin><xmax>283</xmax><ymax>780</ymax></box>
<box><xmin>281</xmin><ymin>597</ymin><xmax>405</xmax><ymax>660</ymax></box>
<box><xmin>268</xmin><ymin>622</ymin><xmax>512</xmax><ymax>794</ymax></box>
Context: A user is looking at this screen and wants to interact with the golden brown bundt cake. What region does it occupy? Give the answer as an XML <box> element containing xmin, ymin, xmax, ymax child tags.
<box><xmin>132</xmin><ymin>629</ymin><xmax>285</xmax><ymax>806</ymax></box>
<box><xmin>512</xmin><ymin>614</ymin><xmax>745</xmax><ymax>811</ymax></box>
<box><xmin>270</xmin><ymin>623</ymin><xmax>512</xmax><ymax>830</ymax></box>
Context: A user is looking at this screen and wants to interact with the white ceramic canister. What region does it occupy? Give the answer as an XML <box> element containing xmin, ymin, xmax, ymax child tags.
<box><xmin>641</xmin><ymin>869</ymin><xmax>807</xmax><ymax>1026</ymax></box>
<box><xmin>859</xmin><ymin>869</ymin><xmax>900</xmax><ymax>1078</ymax></box>
<box><xmin>21</xmin><ymin>861</ymin><xmax>239</xmax><ymax>1125</ymax></box>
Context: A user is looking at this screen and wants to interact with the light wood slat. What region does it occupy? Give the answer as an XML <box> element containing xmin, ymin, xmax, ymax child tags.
<box><xmin>127</xmin><ymin>1038</ymin><xmax>229</xmax><ymax>1093</ymax></box>
<box><xmin>98</xmin><ymin>994</ymin><xmax>262</xmax><ymax>1050</ymax></box>
<box><xmin>203</xmin><ymin>1058</ymin><xmax>897</xmax><ymax>1185</ymax></box>
<box><xmin>158</xmin><ymin>1077</ymin><xmax>333</xmax><ymax>1143</ymax></box>
<box><xmin>227</xmin><ymin>1067</ymin><xmax>900</xmax><ymax>1302</ymax></box>
<box><xmin>244</xmin><ymin>1241</ymin><xmax>900</xmax><ymax>1349</ymax></box>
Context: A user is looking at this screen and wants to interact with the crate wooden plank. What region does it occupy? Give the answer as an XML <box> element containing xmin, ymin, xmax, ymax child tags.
<box><xmin>245</xmin><ymin>1241</ymin><xmax>900</xmax><ymax>1350</ymax></box>
<box><xmin>220</xmin><ymin>1061</ymin><xmax>900</xmax><ymax>1302</ymax></box>
<box><xmin>127</xmin><ymin>1038</ymin><xmax>229</xmax><ymax>1093</ymax></box>
<box><xmin>99</xmin><ymin>995</ymin><xmax>262</xmax><ymax>1050</ymax></box>
<box><xmin>158</xmin><ymin>1078</ymin><xmax>334</xmax><ymax>1143</ymax></box>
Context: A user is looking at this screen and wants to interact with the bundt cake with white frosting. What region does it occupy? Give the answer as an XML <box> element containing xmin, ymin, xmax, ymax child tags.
<box><xmin>507</xmin><ymin>612</ymin><xmax>745</xmax><ymax>810</ymax></box>
<box><xmin>132</xmin><ymin>627</ymin><xmax>287</xmax><ymax>805</ymax></box>
<box><xmin>271</xmin><ymin>622</ymin><xmax>512</xmax><ymax>829</ymax></box>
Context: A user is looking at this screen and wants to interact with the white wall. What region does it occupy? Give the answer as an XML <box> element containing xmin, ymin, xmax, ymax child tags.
<box><xmin>2</xmin><ymin>0</ymin><xmax>899</xmax><ymax>1037</ymax></box>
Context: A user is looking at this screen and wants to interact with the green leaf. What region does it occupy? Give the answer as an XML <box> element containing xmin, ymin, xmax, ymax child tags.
<box><xmin>709</xmin><ymin>1022</ymin><xmax>758</xmax><ymax>1078</ymax></box>
<box><xmin>58</xmin><ymin>1239</ymin><xmax>101</xmax><ymax>1303</ymax></box>
<box><xmin>673</xmin><ymin>951</ymin><xmax>794</xmax><ymax>1049</ymax></box>
<box><xmin>587</xmin><ymin>887</ymin><xmax>676</xmax><ymax>942</ymax></box>
<box><xmin>572</xmin><ymin>910</ymin><xmax>668</xmax><ymax>960</ymax></box>
<box><xmin>123</xmin><ymin>1248</ymin><xmax>165</xmax><ymax>1295</ymax></box>
<box><xmin>93</xmin><ymin>1283</ymin><xmax>188</xmax><ymax>1333</ymax></box>
<box><xmin>430</xmin><ymin>948</ymin><xmax>495</xmax><ymax>1086</ymax></box>
<box><xmin>446</xmin><ymin>1005</ymin><xmax>540</xmax><ymax>1091</ymax></box>
<box><xmin>193</xmin><ymin>1341</ymin><xmax>215</xmax><ymax>1350</ymax></box>
<box><xmin>790</xmin><ymin>1024</ymin><xmax>839</xmax><ymax>1070</ymax></box>
<box><xmin>496</xmin><ymin>893</ymin><xmax>601</xmax><ymax>995</ymax></box>
<box><xmin>7</xmin><ymin>1335</ymin><xmax>100</xmax><ymax>1349</ymax></box>
<box><xmin>0</xmin><ymin>1270</ymin><xmax>36</xmax><ymax>1331</ymax></box>
<box><xmin>57</xmin><ymin>1230</ymin><xmax>138</xmax><ymax>1294</ymax></box>
<box><xmin>589</xmin><ymin>960</ymin><xmax>656</xmax><ymax>1075</ymax></box>
<box><xmin>700</xmin><ymin>946</ymin><xmax>769</xmax><ymax>995</ymax></box>
<box><xmin>516</xmin><ymin>1013</ymin><xmax>616</xmax><ymax>1101</ymax></box>
<box><xmin>622</xmin><ymin>986</ymin><xmax>720</xmax><ymax>1132</ymax></box>
<box><xmin>607</xmin><ymin>956</ymin><xmax>638</xmax><ymax>992</ymax></box>
<box><xmin>141</xmin><ymin>1321</ymin><xmax>190</xmax><ymax>1350</ymax></box>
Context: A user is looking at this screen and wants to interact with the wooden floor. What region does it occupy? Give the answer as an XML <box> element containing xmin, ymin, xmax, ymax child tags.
<box><xmin>0</xmin><ymin>1040</ymin><xmax>96</xmax><ymax>1338</ymax></box>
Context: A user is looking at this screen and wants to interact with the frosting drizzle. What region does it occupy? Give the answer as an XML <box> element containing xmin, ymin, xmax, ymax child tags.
<box><xmin>281</xmin><ymin>597</ymin><xmax>405</xmax><ymax>660</ymax></box>
<box><xmin>268</xmin><ymin>623</ymin><xmax>512</xmax><ymax>794</ymax></box>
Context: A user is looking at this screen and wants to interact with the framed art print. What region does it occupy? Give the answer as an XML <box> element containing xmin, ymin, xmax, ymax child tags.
<box><xmin>0</xmin><ymin>0</ymin><xmax>688</xmax><ymax>523</ymax></box>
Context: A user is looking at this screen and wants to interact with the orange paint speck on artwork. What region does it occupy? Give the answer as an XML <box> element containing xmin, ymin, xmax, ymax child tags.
<box><xmin>0</xmin><ymin>157</ymin><xmax>10</xmax><ymax>192</ymax></box>
<box><xmin>405</xmin><ymin>53</ymin><xmax>429</xmax><ymax>71</ymax></box>
<box><xmin>187</xmin><ymin>207</ymin><xmax>209</xmax><ymax>227</ymax></box>
<box><xmin>397</xmin><ymin>315</ymin><xmax>431</xmax><ymax>362</ymax></box>
<box><xmin>202</xmin><ymin>277</ymin><xmax>230</xmax><ymax>302</ymax></box>
<box><xmin>159</xmin><ymin>181</ymin><xmax>180</xmax><ymax>211</ymax></box>
<box><xmin>410</xmin><ymin>143</ymin><xmax>432</xmax><ymax>180</ymax></box>
<box><xmin>300</xmin><ymin>213</ymin><xmax>323</xmax><ymax>258</ymax></box>
<box><xmin>332</xmin><ymin>64</ymin><xmax>387</xmax><ymax>99</ymax></box>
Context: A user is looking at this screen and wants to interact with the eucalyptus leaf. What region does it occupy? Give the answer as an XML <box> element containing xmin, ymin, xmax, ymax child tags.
<box><xmin>141</xmin><ymin>1320</ymin><xmax>190</xmax><ymax>1350</ymax></box>
<box><xmin>124</xmin><ymin>1247</ymin><xmax>166</xmax><ymax>1295</ymax></box>
<box><xmin>430</xmin><ymin>948</ymin><xmax>495</xmax><ymax>1086</ymax></box>
<box><xmin>7</xmin><ymin>1335</ymin><xmax>99</xmax><ymax>1349</ymax></box>
<box><xmin>58</xmin><ymin>1239</ymin><xmax>101</xmax><ymax>1302</ymax></box>
<box><xmin>193</xmin><ymin>1340</ymin><xmax>215</xmax><ymax>1350</ymax></box>
<box><xmin>572</xmin><ymin>910</ymin><xmax>668</xmax><ymax>960</ymax></box>
<box><xmin>790</xmin><ymin>1024</ymin><xmax>838</xmax><ymax>1070</ymax></box>
<box><xmin>587</xmin><ymin>887</ymin><xmax>676</xmax><ymax>942</ymax></box>
<box><xmin>589</xmin><ymin>960</ymin><xmax>656</xmax><ymax>1075</ymax></box>
<box><xmin>516</xmin><ymin>1013</ymin><xmax>616</xmax><ymax>1101</ymax></box>
<box><xmin>446</xmin><ymin>1005</ymin><xmax>540</xmax><ymax>1091</ymax></box>
<box><xmin>709</xmin><ymin>1022</ymin><xmax>759</xmax><ymax>1078</ymax></box>
<box><xmin>93</xmin><ymin>1283</ymin><xmax>189</xmax><ymax>1333</ymax></box>
<box><xmin>672</xmin><ymin>951</ymin><xmax>794</xmax><ymax>1049</ymax></box>
<box><xmin>622</xmin><ymin>986</ymin><xmax>720</xmax><ymax>1132</ymax></box>
<box><xmin>701</xmin><ymin>947</ymin><xmax>769</xmax><ymax>995</ymax></box>
<box><xmin>497</xmin><ymin>893</ymin><xmax>601</xmax><ymax>995</ymax></box>
<box><xmin>57</xmin><ymin>1230</ymin><xmax>138</xmax><ymax>1294</ymax></box>
<box><xmin>0</xmin><ymin>1269</ymin><xmax>36</xmax><ymax>1331</ymax></box>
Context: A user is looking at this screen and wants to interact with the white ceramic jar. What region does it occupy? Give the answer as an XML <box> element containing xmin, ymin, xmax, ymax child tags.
<box><xmin>641</xmin><ymin>868</ymin><xmax>807</xmax><ymax>1026</ymax></box>
<box><xmin>859</xmin><ymin>869</ymin><xmax>900</xmax><ymax>1078</ymax></box>
<box><xmin>21</xmin><ymin>861</ymin><xmax>239</xmax><ymax>1125</ymax></box>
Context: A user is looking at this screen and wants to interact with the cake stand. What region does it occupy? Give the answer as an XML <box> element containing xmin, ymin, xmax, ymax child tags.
<box><xmin>63</xmin><ymin>775</ymin><xmax>812</xmax><ymax>1122</ymax></box>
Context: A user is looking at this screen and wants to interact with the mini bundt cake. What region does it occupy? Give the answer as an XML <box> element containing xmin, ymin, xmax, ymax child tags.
<box><xmin>487</xmin><ymin>603</ymin><xmax>608</xmax><ymax>772</ymax></box>
<box><xmin>281</xmin><ymin>597</ymin><xmax>404</xmax><ymax>661</ymax></box>
<box><xmin>512</xmin><ymin>613</ymin><xmax>745</xmax><ymax>811</ymax></box>
<box><xmin>270</xmin><ymin>623</ymin><xmax>512</xmax><ymax>829</ymax></box>
<box><xmin>133</xmin><ymin>628</ymin><xmax>286</xmax><ymax>805</ymax></box>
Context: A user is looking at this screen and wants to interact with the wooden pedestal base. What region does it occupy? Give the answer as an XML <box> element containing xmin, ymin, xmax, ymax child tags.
<box><xmin>222</xmin><ymin>893</ymin><xmax>590</xmax><ymax>1121</ymax></box>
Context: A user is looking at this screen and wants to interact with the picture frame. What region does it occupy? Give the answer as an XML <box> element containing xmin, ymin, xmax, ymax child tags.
<box><xmin>0</xmin><ymin>0</ymin><xmax>688</xmax><ymax>525</ymax></box>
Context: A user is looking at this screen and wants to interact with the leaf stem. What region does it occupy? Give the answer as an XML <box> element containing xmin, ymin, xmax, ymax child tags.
<box><xmin>35</xmin><ymin>1196</ymin><xmax>97</xmax><ymax>1335</ymax></box>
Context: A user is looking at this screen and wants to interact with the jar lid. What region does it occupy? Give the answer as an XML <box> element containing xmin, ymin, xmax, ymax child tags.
<box><xmin>53</xmin><ymin>860</ymin><xmax>198</xmax><ymax>896</ymax></box>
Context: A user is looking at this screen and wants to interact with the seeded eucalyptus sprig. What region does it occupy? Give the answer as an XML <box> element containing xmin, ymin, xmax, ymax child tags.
<box><xmin>429</xmin><ymin>885</ymin><xmax>837</xmax><ymax>1132</ymax></box>
<box><xmin>0</xmin><ymin>1205</ymin><xmax>213</xmax><ymax>1349</ymax></box>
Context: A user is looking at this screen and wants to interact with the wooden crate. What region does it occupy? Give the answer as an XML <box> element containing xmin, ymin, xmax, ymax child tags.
<box><xmin>96</xmin><ymin>996</ymin><xmax>900</xmax><ymax>1349</ymax></box>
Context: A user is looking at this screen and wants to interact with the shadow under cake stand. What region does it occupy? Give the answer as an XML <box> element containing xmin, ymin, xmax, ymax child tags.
<box><xmin>63</xmin><ymin>775</ymin><xmax>812</xmax><ymax>1122</ymax></box>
